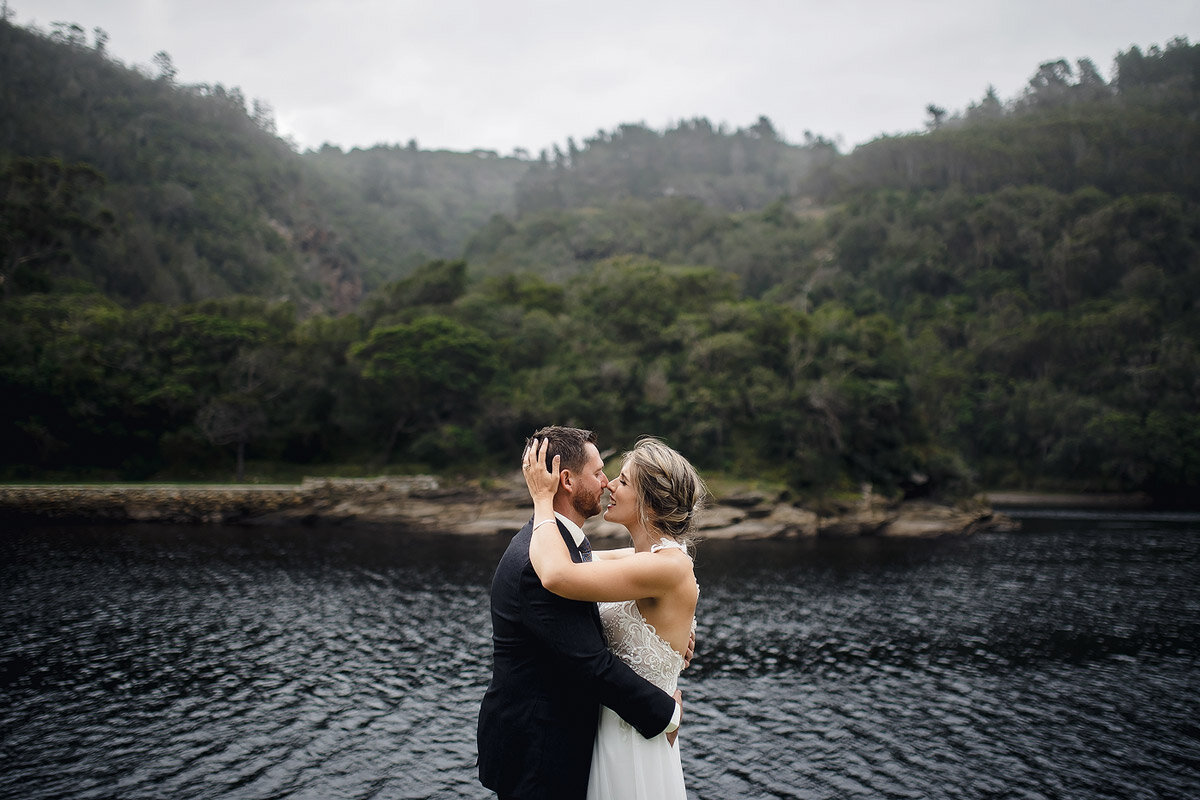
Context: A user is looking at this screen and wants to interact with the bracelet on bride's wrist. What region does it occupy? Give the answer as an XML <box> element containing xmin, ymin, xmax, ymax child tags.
<box><xmin>532</xmin><ymin>519</ymin><xmax>557</xmax><ymax>533</ymax></box>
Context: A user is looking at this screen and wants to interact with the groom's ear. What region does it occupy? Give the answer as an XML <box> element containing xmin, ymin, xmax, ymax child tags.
<box><xmin>558</xmin><ymin>467</ymin><xmax>573</xmax><ymax>493</ymax></box>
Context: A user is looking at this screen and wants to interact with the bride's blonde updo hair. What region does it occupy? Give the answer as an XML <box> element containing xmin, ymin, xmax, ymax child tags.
<box><xmin>623</xmin><ymin>437</ymin><xmax>707</xmax><ymax>552</ymax></box>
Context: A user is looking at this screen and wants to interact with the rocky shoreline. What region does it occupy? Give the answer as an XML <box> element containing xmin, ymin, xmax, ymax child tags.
<box><xmin>0</xmin><ymin>476</ymin><xmax>1015</xmax><ymax>539</ymax></box>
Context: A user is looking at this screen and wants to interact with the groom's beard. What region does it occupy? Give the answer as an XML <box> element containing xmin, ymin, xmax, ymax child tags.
<box><xmin>572</xmin><ymin>486</ymin><xmax>604</xmax><ymax>519</ymax></box>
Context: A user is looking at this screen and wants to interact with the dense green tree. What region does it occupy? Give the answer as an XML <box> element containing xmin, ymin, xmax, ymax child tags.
<box><xmin>358</xmin><ymin>259</ymin><xmax>468</xmax><ymax>326</ymax></box>
<box><xmin>350</xmin><ymin>315</ymin><xmax>496</xmax><ymax>464</ymax></box>
<box><xmin>0</xmin><ymin>157</ymin><xmax>111</xmax><ymax>295</ymax></box>
<box><xmin>196</xmin><ymin>347</ymin><xmax>284</xmax><ymax>481</ymax></box>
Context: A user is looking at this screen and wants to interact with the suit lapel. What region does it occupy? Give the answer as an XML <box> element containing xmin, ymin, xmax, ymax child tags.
<box><xmin>557</xmin><ymin>521</ymin><xmax>584</xmax><ymax>564</ymax></box>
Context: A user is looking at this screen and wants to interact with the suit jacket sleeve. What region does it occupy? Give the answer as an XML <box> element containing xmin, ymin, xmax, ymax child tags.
<box><xmin>520</xmin><ymin>558</ymin><xmax>676</xmax><ymax>739</ymax></box>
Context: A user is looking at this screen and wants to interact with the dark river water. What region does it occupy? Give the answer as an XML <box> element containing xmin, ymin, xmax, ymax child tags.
<box><xmin>2</xmin><ymin>512</ymin><xmax>1198</xmax><ymax>800</ymax></box>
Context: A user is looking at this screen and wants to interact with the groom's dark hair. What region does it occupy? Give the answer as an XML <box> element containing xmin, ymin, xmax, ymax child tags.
<box><xmin>527</xmin><ymin>426</ymin><xmax>597</xmax><ymax>474</ymax></box>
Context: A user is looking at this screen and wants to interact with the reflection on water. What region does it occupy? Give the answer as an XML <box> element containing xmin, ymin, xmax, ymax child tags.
<box><xmin>1</xmin><ymin>516</ymin><xmax>1198</xmax><ymax>800</ymax></box>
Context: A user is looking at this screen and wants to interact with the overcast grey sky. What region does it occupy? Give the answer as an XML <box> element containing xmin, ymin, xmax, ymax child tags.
<box><xmin>10</xmin><ymin>0</ymin><xmax>1199</xmax><ymax>155</ymax></box>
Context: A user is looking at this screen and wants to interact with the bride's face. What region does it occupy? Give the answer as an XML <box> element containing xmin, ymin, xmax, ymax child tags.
<box><xmin>603</xmin><ymin>463</ymin><xmax>640</xmax><ymax>527</ymax></box>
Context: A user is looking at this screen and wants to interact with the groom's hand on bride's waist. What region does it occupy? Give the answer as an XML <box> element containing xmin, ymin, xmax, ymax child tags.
<box><xmin>666</xmin><ymin>631</ymin><xmax>694</xmax><ymax>748</ymax></box>
<box><xmin>666</xmin><ymin>689</ymin><xmax>683</xmax><ymax>747</ymax></box>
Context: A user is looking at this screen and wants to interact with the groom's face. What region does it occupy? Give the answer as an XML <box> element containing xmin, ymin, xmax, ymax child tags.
<box><xmin>569</xmin><ymin>443</ymin><xmax>609</xmax><ymax>519</ymax></box>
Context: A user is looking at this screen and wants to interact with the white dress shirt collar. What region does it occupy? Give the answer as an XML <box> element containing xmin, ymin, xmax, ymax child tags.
<box><xmin>554</xmin><ymin>511</ymin><xmax>587</xmax><ymax>547</ymax></box>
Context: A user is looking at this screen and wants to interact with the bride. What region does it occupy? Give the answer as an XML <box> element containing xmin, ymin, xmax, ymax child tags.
<box><xmin>522</xmin><ymin>435</ymin><xmax>704</xmax><ymax>800</ymax></box>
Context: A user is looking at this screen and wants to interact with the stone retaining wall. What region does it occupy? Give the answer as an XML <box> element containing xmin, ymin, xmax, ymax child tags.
<box><xmin>0</xmin><ymin>477</ymin><xmax>442</xmax><ymax>525</ymax></box>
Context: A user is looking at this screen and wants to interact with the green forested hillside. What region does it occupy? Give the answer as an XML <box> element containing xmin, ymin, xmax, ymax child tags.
<box><xmin>2</xmin><ymin>17</ymin><xmax>1197</xmax><ymax>505</ymax></box>
<box><xmin>838</xmin><ymin>48</ymin><xmax>1200</xmax><ymax>201</ymax></box>
<box><xmin>513</xmin><ymin>117</ymin><xmax>838</xmax><ymax>216</ymax></box>
<box><xmin>302</xmin><ymin>143</ymin><xmax>529</xmax><ymax>284</ymax></box>
<box><xmin>0</xmin><ymin>20</ymin><xmax>330</xmax><ymax>306</ymax></box>
<box><xmin>0</xmin><ymin>19</ymin><xmax>529</xmax><ymax>308</ymax></box>
<box><xmin>459</xmin><ymin>38</ymin><xmax>1200</xmax><ymax>502</ymax></box>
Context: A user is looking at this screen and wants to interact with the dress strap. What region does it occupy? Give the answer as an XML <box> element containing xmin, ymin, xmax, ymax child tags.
<box><xmin>650</xmin><ymin>538</ymin><xmax>687</xmax><ymax>554</ymax></box>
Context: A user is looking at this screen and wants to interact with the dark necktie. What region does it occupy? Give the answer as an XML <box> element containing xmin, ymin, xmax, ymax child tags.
<box><xmin>578</xmin><ymin>537</ymin><xmax>593</xmax><ymax>562</ymax></box>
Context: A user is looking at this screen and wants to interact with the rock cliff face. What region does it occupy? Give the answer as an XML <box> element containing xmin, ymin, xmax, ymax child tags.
<box><xmin>0</xmin><ymin>477</ymin><xmax>1014</xmax><ymax>537</ymax></box>
<box><xmin>297</xmin><ymin>224</ymin><xmax>364</xmax><ymax>315</ymax></box>
<box><xmin>683</xmin><ymin>490</ymin><xmax>1014</xmax><ymax>540</ymax></box>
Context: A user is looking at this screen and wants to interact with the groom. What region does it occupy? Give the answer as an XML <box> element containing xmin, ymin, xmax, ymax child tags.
<box><xmin>477</xmin><ymin>426</ymin><xmax>682</xmax><ymax>800</ymax></box>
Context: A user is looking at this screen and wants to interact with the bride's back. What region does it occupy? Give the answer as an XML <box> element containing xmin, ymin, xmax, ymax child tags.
<box><xmin>634</xmin><ymin>544</ymin><xmax>698</xmax><ymax>658</ymax></box>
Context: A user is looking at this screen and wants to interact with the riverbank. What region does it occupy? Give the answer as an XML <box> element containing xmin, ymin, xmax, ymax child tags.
<box><xmin>0</xmin><ymin>476</ymin><xmax>1014</xmax><ymax>539</ymax></box>
<box><xmin>983</xmin><ymin>490</ymin><xmax>1154</xmax><ymax>509</ymax></box>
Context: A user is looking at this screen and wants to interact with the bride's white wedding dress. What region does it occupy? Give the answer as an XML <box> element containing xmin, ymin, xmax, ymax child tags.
<box><xmin>587</xmin><ymin>539</ymin><xmax>695</xmax><ymax>800</ymax></box>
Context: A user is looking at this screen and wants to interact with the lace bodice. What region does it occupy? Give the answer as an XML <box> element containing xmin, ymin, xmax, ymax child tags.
<box><xmin>597</xmin><ymin>539</ymin><xmax>696</xmax><ymax>695</ymax></box>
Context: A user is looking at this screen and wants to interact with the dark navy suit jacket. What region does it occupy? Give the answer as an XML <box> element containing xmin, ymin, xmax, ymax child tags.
<box><xmin>477</xmin><ymin>518</ymin><xmax>676</xmax><ymax>799</ymax></box>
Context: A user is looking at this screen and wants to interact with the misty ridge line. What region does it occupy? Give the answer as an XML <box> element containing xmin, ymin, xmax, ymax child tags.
<box><xmin>9</xmin><ymin>10</ymin><xmax>1187</xmax><ymax>157</ymax></box>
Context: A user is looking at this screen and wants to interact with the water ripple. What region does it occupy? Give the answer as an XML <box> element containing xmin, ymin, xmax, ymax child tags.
<box><xmin>1</xmin><ymin>521</ymin><xmax>1198</xmax><ymax>799</ymax></box>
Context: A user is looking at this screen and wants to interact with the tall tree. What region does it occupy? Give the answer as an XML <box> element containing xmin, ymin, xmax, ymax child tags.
<box><xmin>350</xmin><ymin>316</ymin><xmax>495</xmax><ymax>464</ymax></box>
<box><xmin>0</xmin><ymin>157</ymin><xmax>111</xmax><ymax>296</ymax></box>
<box><xmin>196</xmin><ymin>347</ymin><xmax>282</xmax><ymax>481</ymax></box>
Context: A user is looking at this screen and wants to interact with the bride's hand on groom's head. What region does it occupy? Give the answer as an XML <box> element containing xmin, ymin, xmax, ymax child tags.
<box><xmin>522</xmin><ymin>438</ymin><xmax>560</xmax><ymax>499</ymax></box>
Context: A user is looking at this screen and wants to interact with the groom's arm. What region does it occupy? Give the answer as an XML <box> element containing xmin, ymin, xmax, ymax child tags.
<box><xmin>521</xmin><ymin>566</ymin><xmax>677</xmax><ymax>739</ymax></box>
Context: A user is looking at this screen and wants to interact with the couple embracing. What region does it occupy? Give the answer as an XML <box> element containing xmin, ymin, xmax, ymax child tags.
<box><xmin>477</xmin><ymin>426</ymin><xmax>706</xmax><ymax>800</ymax></box>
